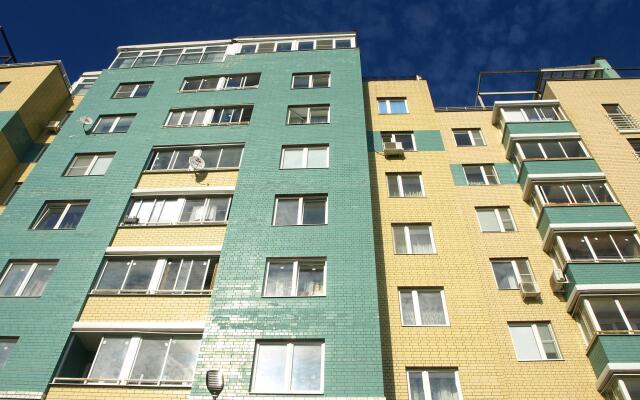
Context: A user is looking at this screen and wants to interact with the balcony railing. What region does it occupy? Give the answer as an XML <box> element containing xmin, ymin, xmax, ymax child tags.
<box><xmin>607</xmin><ymin>113</ymin><xmax>640</xmax><ymax>132</ymax></box>
<box><xmin>52</xmin><ymin>377</ymin><xmax>193</xmax><ymax>387</ymax></box>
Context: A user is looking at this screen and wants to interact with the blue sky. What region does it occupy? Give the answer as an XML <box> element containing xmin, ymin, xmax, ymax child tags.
<box><xmin>3</xmin><ymin>0</ymin><xmax>639</xmax><ymax>106</ymax></box>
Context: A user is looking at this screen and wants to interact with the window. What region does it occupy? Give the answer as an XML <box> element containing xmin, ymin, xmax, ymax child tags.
<box><xmin>125</xmin><ymin>196</ymin><xmax>231</xmax><ymax>225</ymax></box>
<box><xmin>148</xmin><ymin>145</ymin><xmax>243</xmax><ymax>171</ymax></box>
<box><xmin>463</xmin><ymin>164</ymin><xmax>499</xmax><ymax>185</ymax></box>
<box><xmin>378</xmin><ymin>98</ymin><xmax>408</xmax><ymax>114</ymax></box>
<box><xmin>287</xmin><ymin>105</ymin><xmax>330</xmax><ymax>125</ymax></box>
<box><xmin>602</xmin><ymin>104</ymin><xmax>640</xmax><ymax>131</ymax></box>
<box><xmin>0</xmin><ymin>261</ymin><xmax>55</xmax><ymax>297</ymax></box>
<box><xmin>181</xmin><ymin>74</ymin><xmax>260</xmax><ymax>92</ymax></box>
<box><xmin>276</xmin><ymin>42</ymin><xmax>292</xmax><ymax>52</ymax></box>
<box><xmin>0</xmin><ymin>82</ymin><xmax>8</xmax><ymax>93</ymax></box>
<box><xmin>407</xmin><ymin>369</ymin><xmax>462</xmax><ymax>400</ymax></box>
<box><xmin>382</xmin><ymin>132</ymin><xmax>416</xmax><ymax>151</ymax></box>
<box><xmin>65</xmin><ymin>154</ymin><xmax>114</xmax><ymax>176</ymax></box>
<box><xmin>508</xmin><ymin>322</ymin><xmax>561</xmax><ymax>361</ymax></box>
<box><xmin>273</xmin><ymin>196</ymin><xmax>327</xmax><ymax>226</ymax></box>
<box><xmin>92</xmin><ymin>115</ymin><xmax>135</xmax><ymax>134</ymax></box>
<box><xmin>71</xmin><ymin>76</ymin><xmax>97</xmax><ymax>96</ymax></box>
<box><xmin>393</xmin><ymin>224</ymin><xmax>435</xmax><ymax>254</ymax></box>
<box><xmin>0</xmin><ymin>338</ymin><xmax>17</xmax><ymax>369</ymax></box>
<box><xmin>604</xmin><ymin>104</ymin><xmax>626</xmax><ymax>115</ymax></box>
<box><xmin>577</xmin><ymin>296</ymin><xmax>640</xmax><ymax>343</ymax></box>
<box><xmin>387</xmin><ymin>173</ymin><xmax>424</xmax><ymax>197</ymax></box>
<box><xmin>112</xmin><ymin>82</ymin><xmax>152</xmax><ymax>98</ymax></box>
<box><xmin>291</xmin><ymin>73</ymin><xmax>330</xmax><ymax>89</ymax></box>
<box><xmin>453</xmin><ymin>128</ymin><xmax>485</xmax><ymax>146</ymax></box>
<box><xmin>603</xmin><ymin>376</ymin><xmax>640</xmax><ymax>400</ymax></box>
<box><xmin>252</xmin><ymin>341</ymin><xmax>324</xmax><ymax>394</ymax></box>
<box><xmin>515</xmin><ymin>140</ymin><xmax>588</xmax><ymax>162</ymax></box>
<box><xmin>94</xmin><ymin>257</ymin><xmax>215</xmax><ymax>294</ymax></box>
<box><xmin>501</xmin><ymin>105</ymin><xmax>566</xmax><ymax>123</ymax></box>
<box><xmin>628</xmin><ymin>139</ymin><xmax>640</xmax><ymax>157</ymax></box>
<box><xmin>32</xmin><ymin>201</ymin><xmax>88</xmax><ymax>230</ymax></box>
<box><xmin>86</xmin><ymin>335</ymin><xmax>200</xmax><ymax>385</ymax></box>
<box><xmin>476</xmin><ymin>207</ymin><xmax>516</xmax><ymax>232</ymax></box>
<box><xmin>2</xmin><ymin>183</ymin><xmax>21</xmax><ymax>206</ymax></box>
<box><xmin>556</xmin><ymin>232</ymin><xmax>640</xmax><ymax>263</ymax></box>
<box><xmin>165</xmin><ymin>106</ymin><xmax>253</xmax><ymax>127</ymax></box>
<box><xmin>491</xmin><ymin>259</ymin><xmax>536</xmax><ymax>290</ymax></box>
<box><xmin>399</xmin><ymin>288</ymin><xmax>448</xmax><ymax>326</ymax></box>
<box><xmin>535</xmin><ymin>181</ymin><xmax>616</xmax><ymax>206</ymax></box>
<box><xmin>263</xmin><ymin>259</ymin><xmax>325</xmax><ymax>297</ymax></box>
<box><xmin>280</xmin><ymin>145</ymin><xmax>328</xmax><ymax>169</ymax></box>
<box><xmin>110</xmin><ymin>46</ymin><xmax>226</xmax><ymax>69</ymax></box>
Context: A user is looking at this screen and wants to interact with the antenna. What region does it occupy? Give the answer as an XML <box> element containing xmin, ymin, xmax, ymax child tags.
<box><xmin>189</xmin><ymin>155</ymin><xmax>206</xmax><ymax>171</ymax></box>
<box><xmin>79</xmin><ymin>116</ymin><xmax>93</xmax><ymax>125</ymax></box>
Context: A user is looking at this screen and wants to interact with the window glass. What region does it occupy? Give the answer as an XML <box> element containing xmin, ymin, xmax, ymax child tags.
<box><xmin>129</xmin><ymin>337</ymin><xmax>169</xmax><ymax>383</ymax></box>
<box><xmin>560</xmin><ymin>140</ymin><xmax>586</xmax><ymax>157</ymax></box>
<box><xmin>58</xmin><ymin>204</ymin><xmax>87</xmax><ymax>229</ymax></box>
<box><xmin>492</xmin><ymin>261</ymin><xmax>518</xmax><ymax>289</ymax></box>
<box><xmin>590</xmin><ymin>183</ymin><xmax>614</xmax><ymax>203</ymax></box>
<box><xmin>292</xmin><ymin>75</ymin><xmax>310</xmax><ymax>89</ymax></box>
<box><xmin>309</xmin><ymin>107</ymin><xmax>329</xmax><ymax>123</ymax></box>
<box><xmin>200</xmin><ymin>148</ymin><xmax>221</xmax><ymax>168</ymax></box>
<box><xmin>93</xmin><ymin>117</ymin><xmax>116</xmax><ymax>134</ymax></box>
<box><xmin>402</xmin><ymin>175</ymin><xmax>423</xmax><ymax>197</ymax></box>
<box><xmin>302</xmin><ymin>198</ymin><xmax>326</xmax><ymax>224</ymax></box>
<box><xmin>567</xmin><ymin>184</ymin><xmax>592</xmax><ymax>203</ymax></box>
<box><xmin>612</xmin><ymin>233</ymin><xmax>640</xmax><ymax>259</ymax></box>
<box><xmin>408</xmin><ymin>371</ymin><xmax>425</xmax><ymax>400</ymax></box>
<box><xmin>257</xmin><ymin>42</ymin><xmax>275</xmax><ymax>53</ymax></box>
<box><xmin>498</xmin><ymin>208</ymin><xmax>515</xmax><ymax>231</ymax></box>
<box><xmin>509</xmin><ymin>325</ymin><xmax>543</xmax><ymax>360</ymax></box>
<box><xmin>181</xmin><ymin>199</ymin><xmax>206</xmax><ymax>222</ymax></box>
<box><xmin>463</xmin><ymin>166</ymin><xmax>485</xmax><ymax>185</ymax></box>
<box><xmin>298</xmin><ymin>41</ymin><xmax>314</xmax><ymax>51</ymax></box>
<box><xmin>377</xmin><ymin>100</ymin><xmax>387</xmax><ymax>114</ymax></box>
<box><xmin>588</xmin><ymin>233</ymin><xmax>621</xmax><ymax>260</ymax></box>
<box><xmin>502</xmin><ymin>108</ymin><xmax>526</xmax><ymax>122</ymax></box>
<box><xmin>291</xmin><ymin>344</ymin><xmax>322</xmax><ymax>391</ymax></box>
<box><xmin>253</xmin><ymin>344</ymin><xmax>287</xmax><ymax>392</ymax></box>
<box><xmin>89</xmin><ymin>337</ymin><xmax>130</xmax><ymax>380</ymax></box>
<box><xmin>313</xmin><ymin>74</ymin><xmax>330</xmax><ymax>88</ymax></box>
<box><xmin>561</xmin><ymin>234</ymin><xmax>594</xmax><ymax>261</ymax></box>
<box><xmin>387</xmin><ymin>175</ymin><xmax>401</xmax><ymax>197</ymax></box>
<box><xmin>417</xmin><ymin>290</ymin><xmax>446</xmax><ymax>325</ymax></box>
<box><xmin>276</xmin><ymin>42</ymin><xmax>292</xmax><ymax>52</ymax></box>
<box><xmin>603</xmin><ymin>104</ymin><xmax>623</xmax><ymax>114</ymax></box>
<box><xmin>96</xmin><ymin>260</ymin><xmax>129</xmax><ymax>290</ymax></box>
<box><xmin>620</xmin><ymin>297</ymin><xmax>640</xmax><ymax>330</ymax></box>
<box><xmin>0</xmin><ymin>338</ymin><xmax>17</xmax><ymax>369</ymax></box>
<box><xmin>162</xmin><ymin>338</ymin><xmax>199</xmax><ymax>381</ymax></box>
<box><xmin>205</xmin><ymin>198</ymin><xmax>230</xmax><ymax>221</ymax></box>
<box><xmin>400</xmin><ymin>291</ymin><xmax>416</xmax><ymax>325</ymax></box>
<box><xmin>394</xmin><ymin>134</ymin><xmax>415</xmax><ymax>151</ymax></box>
<box><xmin>218</xmin><ymin>147</ymin><xmax>243</xmax><ymax>167</ymax></box>
<box><xmin>429</xmin><ymin>371</ymin><xmax>460</xmax><ymax>400</ymax></box>
<box><xmin>288</xmin><ymin>107</ymin><xmax>308</xmax><ymax>124</ymax></box>
<box><xmin>307</xmin><ymin>147</ymin><xmax>328</xmax><ymax>168</ymax></box>
<box><xmin>264</xmin><ymin>262</ymin><xmax>293</xmax><ymax>296</ymax></box>
<box><xmin>297</xmin><ymin>261</ymin><xmax>324</xmax><ymax>296</ymax></box>
<box><xmin>540</xmin><ymin>141</ymin><xmax>565</xmax><ymax>158</ymax></box>
<box><xmin>156</xmin><ymin>49</ymin><xmax>181</xmax><ymax>65</ymax></box>
<box><xmin>122</xmin><ymin>259</ymin><xmax>156</xmax><ymax>291</ymax></box>
<box><xmin>20</xmin><ymin>264</ymin><xmax>54</xmax><ymax>297</ymax></box>
<box><xmin>453</xmin><ymin>131</ymin><xmax>472</xmax><ymax>146</ymax></box>
<box><xmin>393</xmin><ymin>226</ymin><xmax>408</xmax><ymax>254</ymax></box>
<box><xmin>0</xmin><ymin>263</ymin><xmax>30</xmax><ymax>296</ymax></box>
<box><xmin>519</xmin><ymin>142</ymin><xmax>545</xmax><ymax>159</ymax></box>
<box><xmin>282</xmin><ymin>148</ymin><xmax>304</xmax><ymax>169</ymax></box>
<box><xmin>409</xmin><ymin>225</ymin><xmax>433</xmax><ymax>254</ymax></box>
<box><xmin>274</xmin><ymin>199</ymin><xmax>299</xmax><ymax>225</ymax></box>
<box><xmin>589</xmin><ymin>298</ymin><xmax>627</xmax><ymax>331</ymax></box>
<box><xmin>335</xmin><ymin>39</ymin><xmax>351</xmax><ymax>48</ymax></box>
<box><xmin>390</xmin><ymin>100</ymin><xmax>407</xmax><ymax>114</ymax></box>
<box><xmin>477</xmin><ymin>209</ymin><xmax>501</xmax><ymax>232</ymax></box>
<box><xmin>65</xmin><ymin>156</ymin><xmax>93</xmax><ymax>176</ymax></box>
<box><xmin>471</xmin><ymin>130</ymin><xmax>485</xmax><ymax>145</ymax></box>
<box><xmin>90</xmin><ymin>155</ymin><xmax>113</xmax><ymax>176</ymax></box>
<box><xmin>114</xmin><ymin>115</ymin><xmax>134</xmax><ymax>132</ymax></box>
<box><xmin>114</xmin><ymin>84</ymin><xmax>136</xmax><ymax>98</ymax></box>
<box><xmin>540</xmin><ymin>185</ymin><xmax>570</xmax><ymax>203</ymax></box>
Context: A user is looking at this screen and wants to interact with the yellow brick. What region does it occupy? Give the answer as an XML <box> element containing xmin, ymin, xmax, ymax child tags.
<box><xmin>79</xmin><ymin>296</ymin><xmax>210</xmax><ymax>322</ymax></box>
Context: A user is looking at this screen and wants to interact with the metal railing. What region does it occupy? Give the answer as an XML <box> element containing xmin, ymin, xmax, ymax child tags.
<box><xmin>607</xmin><ymin>113</ymin><xmax>640</xmax><ymax>131</ymax></box>
<box><xmin>51</xmin><ymin>377</ymin><xmax>193</xmax><ymax>386</ymax></box>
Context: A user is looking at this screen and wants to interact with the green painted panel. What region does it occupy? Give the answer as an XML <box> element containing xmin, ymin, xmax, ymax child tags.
<box><xmin>450</xmin><ymin>163</ymin><xmax>516</xmax><ymax>186</ymax></box>
<box><xmin>588</xmin><ymin>335</ymin><xmax>640</xmax><ymax>377</ymax></box>
<box><xmin>594</xmin><ymin>58</ymin><xmax>621</xmax><ymax>79</ymax></box>
<box><xmin>450</xmin><ymin>164</ymin><xmax>467</xmax><ymax>186</ymax></box>
<box><xmin>504</xmin><ymin>121</ymin><xmax>577</xmax><ymax>135</ymax></box>
<box><xmin>537</xmin><ymin>205</ymin><xmax>631</xmax><ymax>238</ymax></box>
<box><xmin>518</xmin><ymin>159</ymin><xmax>601</xmax><ymax>187</ymax></box>
<box><xmin>564</xmin><ymin>263</ymin><xmax>640</xmax><ymax>300</ymax></box>
<box><xmin>368</xmin><ymin>130</ymin><xmax>443</xmax><ymax>152</ymax></box>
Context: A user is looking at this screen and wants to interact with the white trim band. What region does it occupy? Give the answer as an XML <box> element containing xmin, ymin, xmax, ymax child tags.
<box><xmin>131</xmin><ymin>186</ymin><xmax>235</xmax><ymax>197</ymax></box>
<box><xmin>105</xmin><ymin>245</ymin><xmax>221</xmax><ymax>256</ymax></box>
<box><xmin>72</xmin><ymin>321</ymin><xmax>206</xmax><ymax>333</ymax></box>
<box><xmin>596</xmin><ymin>363</ymin><xmax>640</xmax><ymax>391</ymax></box>
<box><xmin>567</xmin><ymin>283</ymin><xmax>640</xmax><ymax>312</ymax></box>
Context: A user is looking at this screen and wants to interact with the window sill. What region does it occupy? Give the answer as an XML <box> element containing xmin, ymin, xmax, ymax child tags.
<box><xmin>401</xmin><ymin>324</ymin><xmax>450</xmax><ymax>327</ymax></box>
<box><xmin>286</xmin><ymin>122</ymin><xmax>331</xmax><ymax>126</ymax></box>
<box><xmin>119</xmin><ymin>222</ymin><xmax>227</xmax><ymax>228</ymax></box>
<box><xmin>394</xmin><ymin>252</ymin><xmax>437</xmax><ymax>256</ymax></box>
<box><xmin>51</xmin><ymin>380</ymin><xmax>192</xmax><ymax>388</ymax></box>
<box><xmin>515</xmin><ymin>358</ymin><xmax>564</xmax><ymax>362</ymax></box>
<box><xmin>388</xmin><ymin>195</ymin><xmax>425</xmax><ymax>198</ymax></box>
<box><xmin>280</xmin><ymin>167</ymin><xmax>329</xmax><ymax>170</ymax></box>
<box><xmin>290</xmin><ymin>86</ymin><xmax>331</xmax><ymax>90</ymax></box>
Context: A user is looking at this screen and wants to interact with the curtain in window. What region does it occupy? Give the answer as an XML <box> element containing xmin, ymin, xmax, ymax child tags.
<box><xmin>429</xmin><ymin>371</ymin><xmax>459</xmax><ymax>400</ymax></box>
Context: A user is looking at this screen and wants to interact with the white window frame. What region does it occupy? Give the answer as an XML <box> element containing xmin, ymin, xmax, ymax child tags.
<box><xmin>0</xmin><ymin>261</ymin><xmax>56</xmax><ymax>297</ymax></box>
<box><xmin>580</xmin><ymin>296</ymin><xmax>639</xmax><ymax>335</ymax></box>
<box><xmin>508</xmin><ymin>322</ymin><xmax>562</xmax><ymax>361</ymax></box>
<box><xmin>490</xmin><ymin>259</ymin><xmax>535</xmax><ymax>290</ymax></box>
<box><xmin>398</xmin><ymin>288</ymin><xmax>449</xmax><ymax>326</ymax></box>
<box><xmin>263</xmin><ymin>259</ymin><xmax>327</xmax><ymax>297</ymax></box>
<box><xmin>475</xmin><ymin>207</ymin><xmax>516</xmax><ymax>232</ymax></box>
<box><xmin>377</xmin><ymin>98</ymin><xmax>409</xmax><ymax>115</ymax></box>
<box><xmin>180</xmin><ymin>74</ymin><xmax>260</xmax><ymax>92</ymax></box>
<box><xmin>515</xmin><ymin>140</ymin><xmax>590</xmax><ymax>162</ymax></box>
<box><xmin>463</xmin><ymin>164</ymin><xmax>500</xmax><ymax>185</ymax></box>
<box><xmin>65</xmin><ymin>154</ymin><xmax>114</xmax><ymax>176</ymax></box>
<box><xmin>406</xmin><ymin>369</ymin><xmax>463</xmax><ymax>400</ymax></box>
<box><xmin>381</xmin><ymin>132</ymin><xmax>417</xmax><ymax>151</ymax></box>
<box><xmin>273</xmin><ymin>196</ymin><xmax>328</xmax><ymax>226</ymax></box>
<box><xmin>92</xmin><ymin>115</ymin><xmax>134</xmax><ymax>134</ymax></box>
<box><xmin>500</xmin><ymin>106</ymin><xmax>567</xmax><ymax>123</ymax></box>
<box><xmin>386</xmin><ymin>173</ymin><xmax>425</xmax><ymax>197</ymax></box>
<box><xmin>453</xmin><ymin>128</ymin><xmax>485</xmax><ymax>146</ymax></box>
<box><xmin>0</xmin><ymin>337</ymin><xmax>17</xmax><ymax>369</ymax></box>
<box><xmin>109</xmin><ymin>46</ymin><xmax>227</xmax><ymax>69</ymax></box>
<box><xmin>113</xmin><ymin>83</ymin><xmax>152</xmax><ymax>99</ymax></box>
<box><xmin>32</xmin><ymin>201</ymin><xmax>88</xmax><ymax>230</ymax></box>
<box><xmin>148</xmin><ymin>146</ymin><xmax>244</xmax><ymax>171</ymax></box>
<box><xmin>286</xmin><ymin>105</ymin><xmax>331</xmax><ymax>125</ymax></box>
<box><xmin>556</xmin><ymin>232</ymin><xmax>640</xmax><ymax>263</ymax></box>
<box><xmin>604</xmin><ymin>376</ymin><xmax>639</xmax><ymax>400</ymax></box>
<box><xmin>126</xmin><ymin>196</ymin><xmax>232</xmax><ymax>225</ymax></box>
<box><xmin>534</xmin><ymin>181</ymin><xmax>617</xmax><ymax>206</ymax></box>
<box><xmin>251</xmin><ymin>341</ymin><xmax>325</xmax><ymax>394</ymax></box>
<box><xmin>290</xmin><ymin>73</ymin><xmax>331</xmax><ymax>89</ymax></box>
<box><xmin>393</xmin><ymin>224</ymin><xmax>436</xmax><ymax>255</ymax></box>
<box><xmin>164</xmin><ymin>106</ymin><xmax>252</xmax><ymax>127</ymax></box>
<box><xmin>93</xmin><ymin>257</ymin><xmax>215</xmax><ymax>295</ymax></box>
<box><xmin>280</xmin><ymin>145</ymin><xmax>329</xmax><ymax>169</ymax></box>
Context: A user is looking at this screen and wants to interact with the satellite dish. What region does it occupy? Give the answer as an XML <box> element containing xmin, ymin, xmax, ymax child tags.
<box><xmin>79</xmin><ymin>116</ymin><xmax>94</xmax><ymax>125</ymax></box>
<box><xmin>189</xmin><ymin>155</ymin><xmax>206</xmax><ymax>171</ymax></box>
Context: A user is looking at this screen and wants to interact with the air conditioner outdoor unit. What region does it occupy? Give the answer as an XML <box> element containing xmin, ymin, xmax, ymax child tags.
<box><xmin>383</xmin><ymin>141</ymin><xmax>404</xmax><ymax>157</ymax></box>
<box><xmin>46</xmin><ymin>120</ymin><xmax>61</xmax><ymax>133</ymax></box>
<box><xmin>550</xmin><ymin>267</ymin><xmax>568</xmax><ymax>293</ymax></box>
<box><xmin>519</xmin><ymin>281</ymin><xmax>541</xmax><ymax>300</ymax></box>
<box><xmin>122</xmin><ymin>217</ymin><xmax>139</xmax><ymax>225</ymax></box>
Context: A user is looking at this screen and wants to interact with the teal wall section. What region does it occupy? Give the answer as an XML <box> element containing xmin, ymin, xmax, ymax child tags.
<box><xmin>0</xmin><ymin>48</ymin><xmax>384</xmax><ymax>397</ymax></box>
<box><xmin>0</xmin><ymin>111</ymin><xmax>35</xmax><ymax>162</ymax></box>
<box><xmin>450</xmin><ymin>162</ymin><xmax>517</xmax><ymax>186</ymax></box>
<box><xmin>537</xmin><ymin>205</ymin><xmax>631</xmax><ymax>238</ymax></box>
<box><xmin>564</xmin><ymin>263</ymin><xmax>640</xmax><ymax>300</ymax></box>
<box><xmin>588</xmin><ymin>335</ymin><xmax>640</xmax><ymax>377</ymax></box>
<box><xmin>518</xmin><ymin>159</ymin><xmax>601</xmax><ymax>187</ymax></box>
<box><xmin>367</xmin><ymin>130</ymin><xmax>443</xmax><ymax>152</ymax></box>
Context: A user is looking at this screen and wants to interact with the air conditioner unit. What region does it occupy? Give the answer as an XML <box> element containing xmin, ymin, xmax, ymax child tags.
<box><xmin>122</xmin><ymin>217</ymin><xmax>139</xmax><ymax>225</ymax></box>
<box><xmin>550</xmin><ymin>267</ymin><xmax>568</xmax><ymax>293</ymax></box>
<box><xmin>46</xmin><ymin>120</ymin><xmax>61</xmax><ymax>133</ymax></box>
<box><xmin>383</xmin><ymin>141</ymin><xmax>404</xmax><ymax>157</ymax></box>
<box><xmin>519</xmin><ymin>281</ymin><xmax>541</xmax><ymax>300</ymax></box>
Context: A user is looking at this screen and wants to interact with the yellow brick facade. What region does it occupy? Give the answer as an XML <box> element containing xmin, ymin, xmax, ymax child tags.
<box><xmin>111</xmin><ymin>225</ymin><xmax>226</xmax><ymax>247</ymax></box>
<box><xmin>136</xmin><ymin>170</ymin><xmax>238</xmax><ymax>189</ymax></box>
<box><xmin>365</xmin><ymin>79</ymin><xmax>601</xmax><ymax>399</ymax></box>
<box><xmin>45</xmin><ymin>386</ymin><xmax>190</xmax><ymax>400</ymax></box>
<box><xmin>79</xmin><ymin>296</ymin><xmax>210</xmax><ymax>322</ymax></box>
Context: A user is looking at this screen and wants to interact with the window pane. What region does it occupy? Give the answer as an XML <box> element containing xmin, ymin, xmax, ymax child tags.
<box><xmin>192</xmin><ymin>110</ymin><xmax>208</xmax><ymax>125</ymax></box>
<box><xmin>400</xmin><ymin>291</ymin><xmax>416</xmax><ymax>325</ymax></box>
<box><xmin>66</xmin><ymin>155</ymin><xmax>93</xmax><ymax>176</ymax></box>
<box><xmin>309</xmin><ymin>107</ymin><xmax>329</xmax><ymax>123</ymax></box>
<box><xmin>298</xmin><ymin>41</ymin><xmax>314</xmax><ymax>51</ymax></box>
<box><xmin>492</xmin><ymin>261</ymin><xmax>518</xmax><ymax>289</ymax></box>
<box><xmin>619</xmin><ymin>297</ymin><xmax>640</xmax><ymax>330</ymax></box>
<box><xmin>390</xmin><ymin>100</ymin><xmax>407</xmax><ymax>114</ymax></box>
<box><xmin>122</xmin><ymin>259</ymin><xmax>156</xmax><ymax>291</ymax></box>
<box><xmin>292</xmin><ymin>75</ymin><xmax>310</xmax><ymax>89</ymax></box>
<box><xmin>182</xmin><ymin>79</ymin><xmax>201</xmax><ymax>91</ymax></box>
<box><xmin>129</xmin><ymin>338</ymin><xmax>169</xmax><ymax>383</ymax></box>
<box><xmin>509</xmin><ymin>325</ymin><xmax>543</xmax><ymax>360</ymax></box>
<box><xmin>159</xmin><ymin>259</ymin><xmax>180</xmax><ymax>291</ymax></box>
<box><xmin>589</xmin><ymin>183</ymin><xmax>614</xmax><ymax>203</ymax></box>
<box><xmin>282</xmin><ymin>148</ymin><xmax>304</xmax><ymax>169</ymax></box>
<box><xmin>498</xmin><ymin>208</ymin><xmax>515</xmax><ymax>231</ymax></box>
<box><xmin>185</xmin><ymin>259</ymin><xmax>209</xmax><ymax>290</ymax></box>
<box><xmin>265</xmin><ymin>262</ymin><xmax>293</xmax><ymax>296</ymax></box>
<box><xmin>200</xmin><ymin>78</ymin><xmax>218</xmax><ymax>90</ymax></box>
<box><xmin>302</xmin><ymin>198</ymin><xmax>326</xmax><ymax>224</ymax></box>
<box><xmin>0</xmin><ymin>339</ymin><xmax>16</xmax><ymax>369</ymax></box>
<box><xmin>611</xmin><ymin>233</ymin><xmax>640</xmax><ymax>259</ymax></box>
<box><xmin>97</xmin><ymin>260</ymin><xmax>129</xmax><ymax>290</ymax></box>
<box><xmin>171</xmin><ymin>150</ymin><xmax>190</xmax><ymax>170</ymax></box>
<box><xmin>20</xmin><ymin>264</ymin><xmax>54</xmax><ymax>297</ymax></box>
<box><xmin>93</xmin><ymin>117</ymin><xmax>115</xmax><ymax>133</ymax></box>
<box><xmin>297</xmin><ymin>262</ymin><xmax>324</xmax><ymax>296</ymax></box>
<box><xmin>307</xmin><ymin>147</ymin><xmax>328</xmax><ymax>168</ymax></box>
<box><xmin>401</xmin><ymin>175</ymin><xmax>423</xmax><ymax>197</ymax></box>
<box><xmin>519</xmin><ymin>142</ymin><xmax>545</xmax><ymax>159</ymax></box>
<box><xmin>589</xmin><ymin>298</ymin><xmax>627</xmax><ymax>331</ymax></box>
<box><xmin>429</xmin><ymin>371</ymin><xmax>460</xmax><ymax>400</ymax></box>
<box><xmin>536</xmin><ymin>324</ymin><xmax>560</xmax><ymax>359</ymax></box>
<box><xmin>625</xmin><ymin>377</ymin><xmax>640</xmax><ymax>399</ymax></box>
<box><xmin>58</xmin><ymin>204</ymin><xmax>87</xmax><ymax>229</ymax></box>
<box><xmin>34</xmin><ymin>205</ymin><xmax>65</xmax><ymax>229</ymax></box>
<box><xmin>219</xmin><ymin>147</ymin><xmax>243</xmax><ymax>168</ymax></box>
<box><xmin>471</xmin><ymin>130</ymin><xmax>485</xmax><ymax>145</ymax></box>
<box><xmin>393</xmin><ymin>226</ymin><xmax>408</xmax><ymax>254</ymax></box>
<box><xmin>540</xmin><ymin>141</ymin><xmax>565</xmax><ymax>158</ymax></box>
<box><xmin>90</xmin><ymin>155</ymin><xmax>113</xmax><ymax>176</ymax></box>
<box><xmin>162</xmin><ymin>338</ymin><xmax>200</xmax><ymax>382</ymax></box>
<box><xmin>417</xmin><ymin>291</ymin><xmax>446</xmax><ymax>325</ymax></box>
<box><xmin>274</xmin><ymin>199</ymin><xmax>299</xmax><ymax>225</ymax></box>
<box><xmin>539</xmin><ymin>107</ymin><xmax>560</xmax><ymax>120</ymax></box>
<box><xmin>477</xmin><ymin>209</ymin><xmax>500</xmax><ymax>232</ymax></box>
<box><xmin>567</xmin><ymin>184</ymin><xmax>592</xmax><ymax>203</ymax></box>
<box><xmin>166</xmin><ymin>112</ymin><xmax>181</xmax><ymax>126</ymax></box>
<box><xmin>561</xmin><ymin>235</ymin><xmax>593</xmax><ymax>261</ymax></box>
<box><xmin>502</xmin><ymin>108</ymin><xmax>526</xmax><ymax>122</ymax></box>
<box><xmin>89</xmin><ymin>337</ymin><xmax>130</xmax><ymax>380</ymax></box>
<box><xmin>291</xmin><ymin>344</ymin><xmax>322</xmax><ymax>391</ymax></box>
<box><xmin>134</xmin><ymin>83</ymin><xmax>151</xmax><ymax>97</ymax></box>
<box><xmin>312</xmin><ymin>74</ymin><xmax>330</xmax><ymax>88</ymax></box>
<box><xmin>408</xmin><ymin>371</ymin><xmax>425</xmax><ymax>400</ymax></box>
<box><xmin>588</xmin><ymin>233</ymin><xmax>621</xmax><ymax>260</ymax></box>
<box><xmin>335</xmin><ymin>39</ymin><xmax>351</xmax><ymax>48</ymax></box>
<box><xmin>0</xmin><ymin>263</ymin><xmax>30</xmax><ymax>296</ymax></box>
<box><xmin>240</xmin><ymin>45</ymin><xmax>256</xmax><ymax>54</ymax></box>
<box><xmin>288</xmin><ymin>107</ymin><xmax>307</xmax><ymax>124</ymax></box>
<box><xmin>316</xmin><ymin>39</ymin><xmax>333</xmax><ymax>50</ymax></box>
<box><xmin>113</xmin><ymin>116</ymin><xmax>133</xmax><ymax>132</ymax></box>
<box><xmin>253</xmin><ymin>344</ymin><xmax>287</xmax><ymax>392</ymax></box>
<box><xmin>540</xmin><ymin>185</ymin><xmax>570</xmax><ymax>203</ymax></box>
<box><xmin>395</xmin><ymin>134</ymin><xmax>415</xmax><ymax>150</ymax></box>
<box><xmin>524</xmin><ymin>108</ymin><xmax>541</xmax><ymax>121</ymax></box>
<box><xmin>276</xmin><ymin>42</ymin><xmax>292</xmax><ymax>51</ymax></box>
<box><xmin>387</xmin><ymin>175</ymin><xmax>401</xmax><ymax>197</ymax></box>
<box><xmin>454</xmin><ymin>132</ymin><xmax>472</xmax><ymax>146</ymax></box>
<box><xmin>463</xmin><ymin>166</ymin><xmax>485</xmax><ymax>185</ymax></box>
<box><xmin>408</xmin><ymin>226</ymin><xmax>433</xmax><ymax>254</ymax></box>
<box><xmin>114</xmin><ymin>84</ymin><xmax>136</xmax><ymax>98</ymax></box>
<box><xmin>244</xmin><ymin>74</ymin><xmax>260</xmax><ymax>87</ymax></box>
<box><xmin>158</xmin><ymin>199</ymin><xmax>180</xmax><ymax>223</ymax></box>
<box><xmin>181</xmin><ymin>199</ymin><xmax>206</xmax><ymax>222</ymax></box>
<box><xmin>560</xmin><ymin>140</ymin><xmax>586</xmax><ymax>157</ymax></box>
<box><xmin>205</xmin><ymin>198</ymin><xmax>229</xmax><ymax>221</ymax></box>
<box><xmin>225</xmin><ymin>76</ymin><xmax>243</xmax><ymax>88</ymax></box>
<box><xmin>200</xmin><ymin>148</ymin><xmax>221</xmax><ymax>169</ymax></box>
<box><xmin>377</xmin><ymin>100</ymin><xmax>387</xmax><ymax>114</ymax></box>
